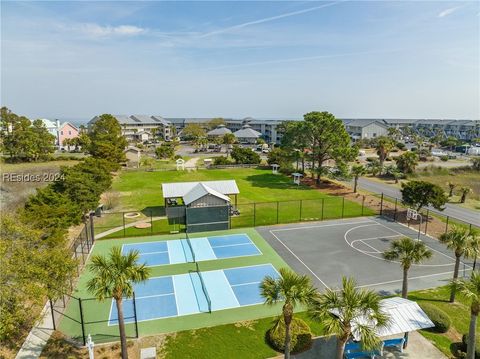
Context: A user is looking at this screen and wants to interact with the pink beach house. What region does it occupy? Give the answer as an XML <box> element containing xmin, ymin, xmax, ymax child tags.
<box><xmin>58</xmin><ymin>122</ymin><xmax>79</xmax><ymax>149</ymax></box>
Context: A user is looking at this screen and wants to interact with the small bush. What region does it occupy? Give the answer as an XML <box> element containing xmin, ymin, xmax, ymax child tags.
<box><xmin>267</xmin><ymin>317</ymin><xmax>312</xmax><ymax>354</ymax></box>
<box><xmin>213</xmin><ymin>156</ymin><xmax>234</xmax><ymax>165</ymax></box>
<box><xmin>461</xmin><ymin>334</ymin><xmax>480</xmax><ymax>359</ymax></box>
<box><xmin>440</xmin><ymin>155</ymin><xmax>449</xmax><ymax>162</ymax></box>
<box><xmin>396</xmin><ymin>142</ymin><xmax>406</xmax><ymax>150</ymax></box>
<box><xmin>103</xmin><ymin>191</ymin><xmax>120</xmax><ymax>210</ymax></box>
<box><xmin>419</xmin><ymin>303</ymin><xmax>451</xmax><ymax>333</ymax></box>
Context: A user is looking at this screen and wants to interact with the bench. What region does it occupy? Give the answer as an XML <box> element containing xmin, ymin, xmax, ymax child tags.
<box><xmin>344</xmin><ymin>341</ymin><xmax>384</xmax><ymax>359</ymax></box>
<box><xmin>383</xmin><ymin>338</ymin><xmax>405</xmax><ymax>353</ymax></box>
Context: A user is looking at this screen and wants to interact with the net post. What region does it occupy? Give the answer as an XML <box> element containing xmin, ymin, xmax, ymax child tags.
<box><xmin>78</xmin><ymin>298</ymin><xmax>86</xmax><ymax>346</ymax></box>
<box><xmin>49</xmin><ymin>298</ymin><xmax>56</xmax><ymax>331</ymax></box>
<box><xmin>276</xmin><ymin>201</ymin><xmax>279</xmax><ymax>224</ymax></box>
<box><xmin>299</xmin><ymin>200</ymin><xmax>302</xmax><ymax>222</ymax></box>
<box><xmin>394</xmin><ymin>198</ymin><xmax>398</xmax><ymax>221</ymax></box>
<box><xmin>341</xmin><ymin>197</ymin><xmax>345</xmax><ymax>218</ymax></box>
<box><xmin>253</xmin><ymin>203</ymin><xmax>256</xmax><ymax>227</ymax></box>
<box><xmin>380</xmin><ymin>193</ymin><xmax>384</xmax><ymax>215</ymax></box>
<box><xmin>132</xmin><ymin>292</ymin><xmax>139</xmax><ymax>338</ymax></box>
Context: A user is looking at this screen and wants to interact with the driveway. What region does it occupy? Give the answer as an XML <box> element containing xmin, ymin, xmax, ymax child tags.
<box><xmin>355</xmin><ymin>178</ymin><xmax>480</xmax><ymax>227</ymax></box>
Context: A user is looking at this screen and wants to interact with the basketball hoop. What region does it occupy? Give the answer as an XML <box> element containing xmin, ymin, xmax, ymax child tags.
<box><xmin>406</xmin><ymin>208</ymin><xmax>418</xmax><ymax>221</ymax></box>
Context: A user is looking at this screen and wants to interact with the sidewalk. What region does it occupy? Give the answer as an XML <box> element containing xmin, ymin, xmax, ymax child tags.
<box><xmin>15</xmin><ymin>303</ymin><xmax>54</xmax><ymax>359</ymax></box>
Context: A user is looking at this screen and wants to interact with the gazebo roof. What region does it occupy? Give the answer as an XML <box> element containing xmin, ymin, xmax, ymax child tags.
<box><xmin>207</xmin><ymin>125</ymin><xmax>232</xmax><ymax>136</ymax></box>
<box><xmin>233</xmin><ymin>125</ymin><xmax>261</xmax><ymax>139</ymax></box>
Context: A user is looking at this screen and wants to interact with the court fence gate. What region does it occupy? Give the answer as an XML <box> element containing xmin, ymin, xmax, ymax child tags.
<box><xmin>49</xmin><ymin>291</ymin><xmax>139</xmax><ymax>346</ymax></box>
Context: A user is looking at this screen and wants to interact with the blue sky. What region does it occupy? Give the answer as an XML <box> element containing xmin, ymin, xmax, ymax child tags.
<box><xmin>1</xmin><ymin>1</ymin><xmax>479</xmax><ymax>121</ymax></box>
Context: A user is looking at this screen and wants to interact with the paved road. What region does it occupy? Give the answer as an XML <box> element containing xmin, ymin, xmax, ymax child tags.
<box><xmin>356</xmin><ymin>178</ymin><xmax>480</xmax><ymax>227</ymax></box>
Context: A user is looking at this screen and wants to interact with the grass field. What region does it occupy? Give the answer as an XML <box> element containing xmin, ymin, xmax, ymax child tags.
<box><xmin>95</xmin><ymin>168</ymin><xmax>373</xmax><ymax>238</ymax></box>
<box><xmin>58</xmin><ymin>228</ymin><xmax>292</xmax><ymax>344</ymax></box>
<box><xmin>410</xmin><ymin>286</ymin><xmax>478</xmax><ymax>358</ymax></box>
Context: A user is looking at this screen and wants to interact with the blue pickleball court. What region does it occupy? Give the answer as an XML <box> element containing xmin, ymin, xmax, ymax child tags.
<box><xmin>108</xmin><ymin>263</ymin><xmax>279</xmax><ymax>325</ymax></box>
<box><xmin>121</xmin><ymin>233</ymin><xmax>261</xmax><ymax>267</ymax></box>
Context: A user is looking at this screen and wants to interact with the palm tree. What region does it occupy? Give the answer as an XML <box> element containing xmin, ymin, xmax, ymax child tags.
<box><xmin>350</xmin><ymin>164</ymin><xmax>366</xmax><ymax>193</ymax></box>
<box><xmin>452</xmin><ymin>272</ymin><xmax>480</xmax><ymax>359</ymax></box>
<box><xmin>260</xmin><ymin>268</ymin><xmax>317</xmax><ymax>359</ymax></box>
<box><xmin>447</xmin><ymin>182</ymin><xmax>456</xmax><ymax>197</ymax></box>
<box><xmin>460</xmin><ymin>186</ymin><xmax>472</xmax><ymax>203</ymax></box>
<box><xmin>222</xmin><ymin>133</ymin><xmax>236</xmax><ymax>157</ymax></box>
<box><xmin>366</xmin><ymin>159</ymin><xmax>382</xmax><ymax>177</ymax></box>
<box><xmin>395</xmin><ymin>151</ymin><xmax>419</xmax><ymax>174</ymax></box>
<box><xmin>87</xmin><ymin>247</ymin><xmax>150</xmax><ymax>359</ymax></box>
<box><xmin>439</xmin><ymin>226</ymin><xmax>476</xmax><ymax>302</ymax></box>
<box><xmin>383</xmin><ymin>237</ymin><xmax>432</xmax><ymax>298</ymax></box>
<box><xmin>374</xmin><ymin>136</ymin><xmax>395</xmax><ymax>170</ymax></box>
<box><xmin>309</xmin><ymin>277</ymin><xmax>389</xmax><ymax>359</ymax></box>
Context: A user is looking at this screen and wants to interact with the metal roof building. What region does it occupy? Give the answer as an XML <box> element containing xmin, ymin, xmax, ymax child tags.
<box><xmin>162</xmin><ymin>180</ymin><xmax>240</xmax><ymax>199</ymax></box>
<box><xmin>207</xmin><ymin>125</ymin><xmax>232</xmax><ymax>137</ymax></box>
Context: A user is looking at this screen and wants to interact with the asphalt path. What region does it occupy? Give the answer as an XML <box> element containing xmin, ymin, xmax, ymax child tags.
<box><xmin>355</xmin><ymin>177</ymin><xmax>480</xmax><ymax>227</ymax></box>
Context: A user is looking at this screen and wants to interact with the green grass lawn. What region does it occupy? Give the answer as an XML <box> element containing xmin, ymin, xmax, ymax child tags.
<box><xmin>96</xmin><ymin>168</ymin><xmax>373</xmax><ymax>238</ymax></box>
<box><xmin>58</xmin><ymin>228</ymin><xmax>292</xmax><ymax>344</ymax></box>
<box><xmin>409</xmin><ymin>286</ymin><xmax>476</xmax><ymax>358</ymax></box>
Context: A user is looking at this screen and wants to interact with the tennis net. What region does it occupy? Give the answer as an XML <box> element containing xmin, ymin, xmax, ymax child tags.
<box><xmin>195</xmin><ymin>262</ymin><xmax>212</xmax><ymax>313</ymax></box>
<box><xmin>185</xmin><ymin>232</ymin><xmax>196</xmax><ymax>262</ymax></box>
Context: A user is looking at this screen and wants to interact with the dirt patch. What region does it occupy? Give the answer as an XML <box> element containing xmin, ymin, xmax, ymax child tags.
<box><xmin>234</xmin><ymin>320</ymin><xmax>257</xmax><ymax>331</ymax></box>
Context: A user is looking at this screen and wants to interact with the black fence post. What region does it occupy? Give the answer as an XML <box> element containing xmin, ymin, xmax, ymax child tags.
<box><xmin>132</xmin><ymin>292</ymin><xmax>139</xmax><ymax>338</ymax></box>
<box><xmin>361</xmin><ymin>196</ymin><xmax>365</xmax><ymax>216</ymax></box>
<box><xmin>341</xmin><ymin>197</ymin><xmax>345</xmax><ymax>219</ymax></box>
<box><xmin>276</xmin><ymin>201</ymin><xmax>279</xmax><ymax>224</ymax></box>
<box><xmin>425</xmin><ymin>209</ymin><xmax>429</xmax><ymax>234</ymax></box>
<box><xmin>150</xmin><ymin>209</ymin><xmax>154</xmax><ymax>234</ymax></box>
<box><xmin>380</xmin><ymin>193</ymin><xmax>384</xmax><ymax>216</ymax></box>
<box><xmin>123</xmin><ymin>212</ymin><xmax>126</xmax><ymax>237</ymax></box>
<box><xmin>394</xmin><ymin>199</ymin><xmax>398</xmax><ymax>221</ymax></box>
<box><xmin>299</xmin><ymin>200</ymin><xmax>303</xmax><ymax>222</ymax></box>
<box><xmin>49</xmin><ymin>298</ymin><xmax>56</xmax><ymax>331</ymax></box>
<box><xmin>253</xmin><ymin>203</ymin><xmax>256</xmax><ymax>227</ymax></box>
<box><xmin>78</xmin><ymin>298</ymin><xmax>86</xmax><ymax>346</ymax></box>
<box><xmin>445</xmin><ymin>216</ymin><xmax>449</xmax><ymax>234</ymax></box>
<box><xmin>321</xmin><ymin>198</ymin><xmax>325</xmax><ymax>221</ymax></box>
<box><xmin>89</xmin><ymin>212</ymin><xmax>95</xmax><ymax>243</ymax></box>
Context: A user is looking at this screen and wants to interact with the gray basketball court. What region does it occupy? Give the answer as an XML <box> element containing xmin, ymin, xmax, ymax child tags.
<box><xmin>257</xmin><ymin>216</ymin><xmax>473</xmax><ymax>295</ymax></box>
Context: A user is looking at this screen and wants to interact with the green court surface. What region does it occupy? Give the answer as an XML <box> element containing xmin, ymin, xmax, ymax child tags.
<box><xmin>58</xmin><ymin>228</ymin><xmax>290</xmax><ymax>344</ymax></box>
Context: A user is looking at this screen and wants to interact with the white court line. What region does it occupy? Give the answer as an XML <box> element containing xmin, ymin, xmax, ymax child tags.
<box><xmin>135</xmin><ymin>292</ymin><xmax>175</xmax><ymax>300</ymax></box>
<box><xmin>171</xmin><ymin>276</ymin><xmax>179</xmax><ymax>315</ymax></box>
<box><xmin>212</xmin><ymin>242</ymin><xmax>253</xmax><ymax>249</ymax></box>
<box><xmin>371</xmin><ymin>218</ymin><xmax>473</xmax><ymax>269</ymax></box>
<box><xmin>231</xmin><ymin>280</ymin><xmax>262</xmax><ymax>288</ymax></box>
<box><xmin>359</xmin><ymin>240</ymin><xmax>381</xmax><ymax>254</ymax></box>
<box><xmin>269</xmin><ymin>230</ymin><xmax>330</xmax><ymax>290</ymax></box>
<box><xmin>351</xmin><ymin>234</ymin><xmax>402</xmax><ymax>242</ymax></box>
<box><xmin>355</xmin><ymin>268</ymin><xmax>473</xmax><ymax>289</ymax></box>
<box><xmin>270</xmin><ymin>219</ymin><xmax>375</xmax><ymax>233</ymax></box>
<box><xmin>221</xmin><ymin>271</ymin><xmax>241</xmax><ymax>307</ymax></box>
<box><xmin>344</xmin><ymin>225</ymin><xmax>456</xmax><ymax>267</ymax></box>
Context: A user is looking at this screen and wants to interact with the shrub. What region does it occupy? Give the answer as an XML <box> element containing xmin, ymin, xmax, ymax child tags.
<box><xmin>440</xmin><ymin>155</ymin><xmax>449</xmax><ymax>162</ymax></box>
<box><xmin>267</xmin><ymin>317</ymin><xmax>312</xmax><ymax>354</ymax></box>
<box><xmin>419</xmin><ymin>303</ymin><xmax>451</xmax><ymax>333</ymax></box>
<box><xmin>396</xmin><ymin>142</ymin><xmax>406</xmax><ymax>150</ymax></box>
<box><xmin>461</xmin><ymin>334</ymin><xmax>480</xmax><ymax>359</ymax></box>
<box><xmin>103</xmin><ymin>191</ymin><xmax>120</xmax><ymax>210</ymax></box>
<box><xmin>213</xmin><ymin>156</ymin><xmax>234</xmax><ymax>165</ymax></box>
<box><xmin>231</xmin><ymin>146</ymin><xmax>261</xmax><ymax>164</ymax></box>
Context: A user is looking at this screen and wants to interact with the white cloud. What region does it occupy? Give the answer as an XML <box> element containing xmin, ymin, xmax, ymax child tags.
<box><xmin>80</xmin><ymin>23</ymin><xmax>146</xmax><ymax>38</ymax></box>
<box><xmin>438</xmin><ymin>6</ymin><xmax>460</xmax><ymax>18</ymax></box>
